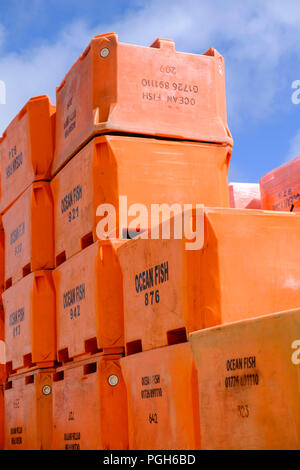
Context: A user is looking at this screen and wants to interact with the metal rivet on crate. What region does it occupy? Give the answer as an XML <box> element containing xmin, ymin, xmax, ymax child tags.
<box><xmin>100</xmin><ymin>48</ymin><xmax>110</xmax><ymax>58</ymax></box>
<box><xmin>42</xmin><ymin>385</ymin><xmax>52</xmax><ymax>395</ymax></box>
<box><xmin>108</xmin><ymin>374</ymin><xmax>119</xmax><ymax>386</ymax></box>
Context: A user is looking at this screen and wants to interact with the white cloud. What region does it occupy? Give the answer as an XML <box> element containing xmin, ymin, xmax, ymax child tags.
<box><xmin>0</xmin><ymin>20</ymin><xmax>92</xmax><ymax>132</ymax></box>
<box><xmin>1</xmin><ymin>0</ymin><xmax>300</xmax><ymax>134</ymax></box>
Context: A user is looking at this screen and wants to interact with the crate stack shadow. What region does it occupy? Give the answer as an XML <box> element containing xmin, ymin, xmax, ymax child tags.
<box><xmin>1</xmin><ymin>31</ymin><xmax>300</xmax><ymax>451</ymax></box>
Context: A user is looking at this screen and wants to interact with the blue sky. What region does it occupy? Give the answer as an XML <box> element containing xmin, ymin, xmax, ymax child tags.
<box><xmin>0</xmin><ymin>0</ymin><xmax>300</xmax><ymax>183</ymax></box>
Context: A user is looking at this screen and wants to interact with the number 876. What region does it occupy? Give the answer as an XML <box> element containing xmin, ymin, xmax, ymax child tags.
<box><xmin>145</xmin><ymin>290</ymin><xmax>160</xmax><ymax>306</ymax></box>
